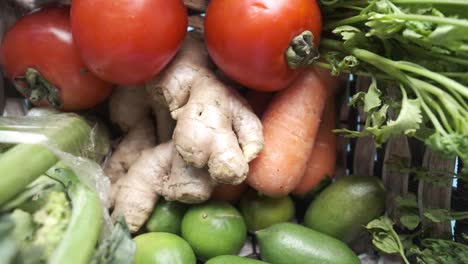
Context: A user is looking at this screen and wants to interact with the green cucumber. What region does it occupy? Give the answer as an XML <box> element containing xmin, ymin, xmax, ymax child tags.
<box><xmin>206</xmin><ymin>255</ymin><xmax>268</xmax><ymax>264</ymax></box>
<box><xmin>256</xmin><ymin>223</ymin><xmax>359</xmax><ymax>264</ymax></box>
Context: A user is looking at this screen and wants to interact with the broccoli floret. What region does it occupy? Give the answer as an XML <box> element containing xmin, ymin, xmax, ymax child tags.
<box><xmin>32</xmin><ymin>191</ymin><xmax>71</xmax><ymax>257</ymax></box>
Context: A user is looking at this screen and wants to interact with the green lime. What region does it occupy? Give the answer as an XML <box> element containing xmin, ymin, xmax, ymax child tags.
<box><xmin>240</xmin><ymin>189</ymin><xmax>295</xmax><ymax>231</ymax></box>
<box><xmin>133</xmin><ymin>232</ymin><xmax>196</xmax><ymax>264</ymax></box>
<box><xmin>181</xmin><ymin>200</ymin><xmax>247</xmax><ymax>260</ymax></box>
<box><xmin>146</xmin><ymin>199</ymin><xmax>188</xmax><ymax>235</ymax></box>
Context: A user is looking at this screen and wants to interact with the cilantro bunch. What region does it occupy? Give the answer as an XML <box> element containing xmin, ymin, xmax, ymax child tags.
<box><xmin>364</xmin><ymin>160</ymin><xmax>468</xmax><ymax>263</ymax></box>
<box><xmin>318</xmin><ymin>0</ymin><xmax>468</xmax><ymax>162</ymax></box>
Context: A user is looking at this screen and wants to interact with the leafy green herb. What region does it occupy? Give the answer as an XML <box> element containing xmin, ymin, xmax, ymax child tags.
<box><xmin>366</xmin><ymin>216</ymin><xmax>411</xmax><ymax>264</ymax></box>
<box><xmin>393</xmin><ymin>192</ymin><xmax>468</xmax><ymax>228</ymax></box>
<box><xmin>385</xmin><ymin>155</ymin><xmax>468</xmax><ymax>186</ymax></box>
<box><xmin>408</xmin><ymin>239</ymin><xmax>468</xmax><ymax>264</ymax></box>
<box><xmin>424</xmin><ymin>209</ymin><xmax>468</xmax><ymax>223</ymax></box>
<box><xmin>400</xmin><ymin>213</ymin><xmax>421</xmax><ymax>230</ymax></box>
<box><xmin>90</xmin><ymin>216</ymin><xmax>136</xmax><ymax>264</ymax></box>
<box><xmin>368</xmin><ymin>190</ymin><xmax>468</xmax><ymax>263</ymax></box>
<box><xmin>394</xmin><ymin>193</ymin><xmax>421</xmax><ymax>230</ymax></box>
<box><xmin>396</xmin><ymin>193</ymin><xmax>418</xmax><ymax>208</ymax></box>
<box><xmin>319</xmin><ymin>0</ymin><xmax>468</xmax><ymax>163</ymax></box>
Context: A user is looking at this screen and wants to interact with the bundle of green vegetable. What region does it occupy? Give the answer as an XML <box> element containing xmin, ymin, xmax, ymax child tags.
<box><xmin>318</xmin><ymin>0</ymin><xmax>468</xmax><ymax>162</ymax></box>
<box><xmin>0</xmin><ymin>163</ymin><xmax>102</xmax><ymax>264</ymax></box>
<box><xmin>0</xmin><ymin>112</ymin><xmax>135</xmax><ymax>264</ymax></box>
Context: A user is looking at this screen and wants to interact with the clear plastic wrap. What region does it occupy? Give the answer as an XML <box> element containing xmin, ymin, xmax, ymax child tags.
<box><xmin>0</xmin><ymin>110</ymin><xmax>113</xmax><ymax>233</ymax></box>
<box><xmin>0</xmin><ymin>77</ymin><xmax>4</xmax><ymax>114</ymax></box>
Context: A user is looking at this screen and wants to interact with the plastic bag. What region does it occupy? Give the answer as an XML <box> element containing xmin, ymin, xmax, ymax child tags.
<box><xmin>0</xmin><ymin>111</ymin><xmax>113</xmax><ymax>232</ymax></box>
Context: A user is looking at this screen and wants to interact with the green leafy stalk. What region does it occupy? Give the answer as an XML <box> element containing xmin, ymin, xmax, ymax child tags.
<box><xmin>318</xmin><ymin>0</ymin><xmax>468</xmax><ymax>162</ymax></box>
<box><xmin>0</xmin><ymin>114</ymin><xmax>92</xmax><ymax>205</ymax></box>
<box><xmin>375</xmin><ymin>14</ymin><xmax>468</xmax><ymax>29</ymax></box>
<box><xmin>0</xmin><ymin>177</ymin><xmax>61</xmax><ymax>213</ymax></box>
<box><xmin>322</xmin><ymin>38</ymin><xmax>468</xmax><ymax>162</ymax></box>
<box><xmin>45</xmin><ymin>163</ymin><xmax>103</xmax><ymax>264</ymax></box>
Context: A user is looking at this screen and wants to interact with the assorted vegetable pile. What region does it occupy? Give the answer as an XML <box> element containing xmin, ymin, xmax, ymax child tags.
<box><xmin>0</xmin><ymin>0</ymin><xmax>467</xmax><ymax>263</ymax></box>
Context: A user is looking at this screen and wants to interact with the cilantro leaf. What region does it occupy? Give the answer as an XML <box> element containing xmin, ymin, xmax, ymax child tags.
<box><xmin>364</xmin><ymin>79</ymin><xmax>382</xmax><ymax>112</ymax></box>
<box><xmin>424</xmin><ymin>209</ymin><xmax>468</xmax><ymax>223</ymax></box>
<box><xmin>366</xmin><ymin>87</ymin><xmax>422</xmax><ymax>144</ymax></box>
<box><xmin>366</xmin><ymin>216</ymin><xmax>410</xmax><ymax>263</ymax></box>
<box><xmin>333</xmin><ymin>26</ymin><xmax>373</xmax><ymax>50</ymax></box>
<box><xmin>409</xmin><ymin>239</ymin><xmax>468</xmax><ymax>264</ymax></box>
<box><xmin>400</xmin><ymin>212</ymin><xmax>421</xmax><ymax>231</ymax></box>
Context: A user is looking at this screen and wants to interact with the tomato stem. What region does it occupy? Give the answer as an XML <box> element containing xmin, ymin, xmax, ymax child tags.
<box><xmin>14</xmin><ymin>68</ymin><xmax>62</xmax><ymax>107</ymax></box>
<box><xmin>286</xmin><ymin>31</ymin><xmax>320</xmax><ymax>69</ymax></box>
<box><xmin>29</xmin><ymin>88</ymin><xmax>46</xmax><ymax>102</ymax></box>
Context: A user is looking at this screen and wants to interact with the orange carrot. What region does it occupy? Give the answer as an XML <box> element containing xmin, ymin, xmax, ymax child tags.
<box><xmin>211</xmin><ymin>182</ymin><xmax>248</xmax><ymax>203</ymax></box>
<box><xmin>292</xmin><ymin>97</ymin><xmax>337</xmax><ymax>196</ymax></box>
<box><xmin>246</xmin><ymin>68</ymin><xmax>329</xmax><ymax>197</ymax></box>
<box><xmin>245</xmin><ymin>90</ymin><xmax>274</xmax><ymax>117</ymax></box>
<box><xmin>314</xmin><ymin>67</ymin><xmax>342</xmax><ymax>95</ymax></box>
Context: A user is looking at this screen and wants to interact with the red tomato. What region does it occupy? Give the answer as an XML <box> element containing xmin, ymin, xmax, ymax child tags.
<box><xmin>71</xmin><ymin>0</ymin><xmax>188</xmax><ymax>86</ymax></box>
<box><xmin>0</xmin><ymin>6</ymin><xmax>112</xmax><ymax>111</ymax></box>
<box><xmin>205</xmin><ymin>0</ymin><xmax>322</xmax><ymax>91</ymax></box>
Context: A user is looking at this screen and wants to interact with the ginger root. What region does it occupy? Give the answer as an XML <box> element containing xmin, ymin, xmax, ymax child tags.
<box><xmin>112</xmin><ymin>141</ymin><xmax>215</xmax><ymax>232</ymax></box>
<box><xmin>146</xmin><ymin>33</ymin><xmax>264</xmax><ymax>184</ymax></box>
<box><xmin>104</xmin><ymin>87</ymin><xmax>156</xmax><ymax>184</ymax></box>
<box><xmin>111</xmin><ymin>33</ymin><xmax>264</xmax><ymax>232</ymax></box>
<box><xmin>151</xmin><ymin>100</ymin><xmax>176</xmax><ymax>144</ymax></box>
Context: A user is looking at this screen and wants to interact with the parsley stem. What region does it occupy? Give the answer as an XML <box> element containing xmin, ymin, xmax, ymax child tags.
<box><xmin>316</xmin><ymin>61</ymin><xmax>468</xmax><ymax>86</ymax></box>
<box><xmin>395</xmin><ymin>37</ymin><xmax>468</xmax><ymax>66</ymax></box>
<box><xmin>323</xmin><ymin>15</ymin><xmax>369</xmax><ymax>30</ymax></box>
<box><xmin>438</xmin><ymin>72</ymin><xmax>468</xmax><ymax>78</ymax></box>
<box><xmin>396</xmin><ymin>62</ymin><xmax>468</xmax><ymax>99</ymax></box>
<box><xmin>411</xmin><ymin>85</ymin><xmax>449</xmax><ymax>137</ymax></box>
<box><xmin>323</xmin><ymin>0</ymin><xmax>368</xmax><ymax>6</ymax></box>
<box><xmin>322</xmin><ymin>39</ymin><xmax>468</xmax><ymax>99</ymax></box>
<box><xmin>392</xmin><ymin>0</ymin><xmax>468</xmax><ymax>5</ymax></box>
<box><xmin>409</xmin><ymin>76</ymin><xmax>468</xmax><ymax>114</ymax></box>
<box><xmin>314</xmin><ymin>61</ymin><xmax>394</xmax><ymax>80</ymax></box>
<box><xmin>419</xmin><ymin>90</ymin><xmax>454</xmax><ymax>134</ymax></box>
<box><xmin>389</xmin><ymin>226</ymin><xmax>410</xmax><ymax>264</ymax></box>
<box><xmin>381</xmin><ymin>14</ymin><xmax>468</xmax><ymax>29</ymax></box>
<box><xmin>321</xmin><ymin>38</ymin><xmax>464</xmax><ymax>135</ymax></box>
<box><xmin>460</xmin><ymin>45</ymin><xmax>468</xmax><ymax>52</ymax></box>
